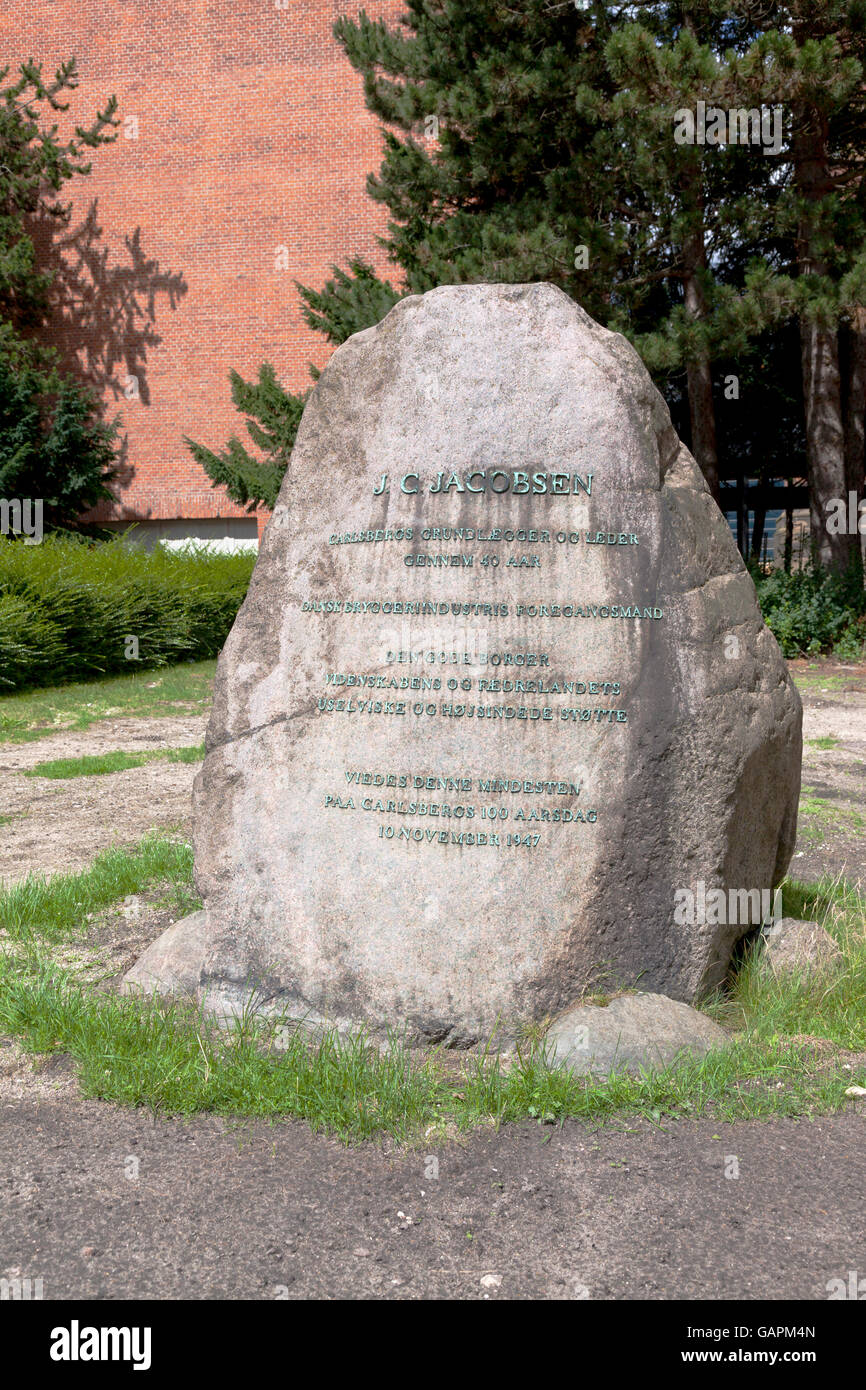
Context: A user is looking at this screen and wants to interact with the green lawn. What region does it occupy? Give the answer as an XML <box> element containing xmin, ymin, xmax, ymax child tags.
<box><xmin>792</xmin><ymin>672</ymin><xmax>849</xmax><ymax>693</ymax></box>
<box><xmin>0</xmin><ymin>835</ymin><xmax>198</xmax><ymax>939</ymax></box>
<box><xmin>23</xmin><ymin>745</ymin><xmax>205</xmax><ymax>779</ymax></box>
<box><xmin>0</xmin><ymin>661</ymin><xmax>216</xmax><ymax>744</ymax></box>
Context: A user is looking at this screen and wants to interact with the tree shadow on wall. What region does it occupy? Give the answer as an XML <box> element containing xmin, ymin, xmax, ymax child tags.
<box><xmin>30</xmin><ymin>199</ymin><xmax>188</xmax><ymax>495</ymax></box>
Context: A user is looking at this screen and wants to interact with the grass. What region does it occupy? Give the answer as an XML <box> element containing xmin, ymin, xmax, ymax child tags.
<box><xmin>22</xmin><ymin>744</ymin><xmax>205</xmax><ymax>779</ymax></box>
<box><xmin>807</xmin><ymin>735</ymin><xmax>841</xmax><ymax>750</ymax></box>
<box><xmin>0</xmin><ymin>834</ymin><xmax>197</xmax><ymax>939</ymax></box>
<box><xmin>705</xmin><ymin>876</ymin><xmax>866</xmax><ymax>1049</ymax></box>
<box><xmin>793</xmin><ymin>673</ymin><xmax>849</xmax><ymax>692</ymax></box>
<box><xmin>0</xmin><ymin>949</ymin><xmax>857</xmax><ymax>1140</ymax></box>
<box><xmin>0</xmin><ymin>839</ymin><xmax>864</xmax><ymax>1141</ymax></box>
<box><xmin>0</xmin><ymin>660</ymin><xmax>215</xmax><ymax>744</ymax></box>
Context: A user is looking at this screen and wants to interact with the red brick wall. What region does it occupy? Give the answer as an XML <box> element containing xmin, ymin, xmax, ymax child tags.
<box><xmin>0</xmin><ymin>1</ymin><xmax>405</xmax><ymax>530</ymax></box>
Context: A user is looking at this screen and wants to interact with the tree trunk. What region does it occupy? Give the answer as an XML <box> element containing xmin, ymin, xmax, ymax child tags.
<box><xmin>793</xmin><ymin>114</ymin><xmax>857</xmax><ymax>573</ymax></box>
<box><xmin>800</xmin><ymin>319</ymin><xmax>851</xmax><ymax>569</ymax></box>
<box><xmin>784</xmin><ymin>501</ymin><xmax>793</xmax><ymax>573</ymax></box>
<box><xmin>685</xmin><ymin>351</ymin><xmax>721</xmax><ymax>503</ymax></box>
<box><xmin>683</xmin><ymin>246</ymin><xmax>721</xmax><ymax>504</ymax></box>
<box><xmin>750</xmin><ymin>501</ymin><xmax>767</xmax><ymax>563</ymax></box>
<box><xmin>843</xmin><ymin>307</ymin><xmax>866</xmax><ymax>500</ymax></box>
<box><xmin>680</xmin><ymin>12</ymin><xmax>720</xmax><ymax>506</ymax></box>
<box><xmin>842</xmin><ymin>309</ymin><xmax>866</xmax><ymax>578</ymax></box>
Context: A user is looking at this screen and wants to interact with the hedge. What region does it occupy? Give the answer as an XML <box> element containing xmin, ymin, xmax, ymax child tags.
<box><xmin>0</xmin><ymin>534</ymin><xmax>255</xmax><ymax>691</ymax></box>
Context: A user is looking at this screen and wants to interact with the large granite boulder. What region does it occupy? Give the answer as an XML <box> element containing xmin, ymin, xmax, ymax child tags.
<box><xmin>126</xmin><ymin>283</ymin><xmax>802</xmax><ymax>1046</ymax></box>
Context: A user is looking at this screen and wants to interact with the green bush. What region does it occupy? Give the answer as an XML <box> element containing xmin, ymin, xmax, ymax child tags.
<box><xmin>752</xmin><ymin>561</ymin><xmax>866</xmax><ymax>659</ymax></box>
<box><xmin>0</xmin><ymin>534</ymin><xmax>254</xmax><ymax>690</ymax></box>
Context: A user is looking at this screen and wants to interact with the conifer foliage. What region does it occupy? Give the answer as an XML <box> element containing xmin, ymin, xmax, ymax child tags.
<box><xmin>0</xmin><ymin>59</ymin><xmax>120</xmax><ymax>529</ymax></box>
<box><xmin>192</xmin><ymin>2</ymin><xmax>866</xmax><ymax>574</ymax></box>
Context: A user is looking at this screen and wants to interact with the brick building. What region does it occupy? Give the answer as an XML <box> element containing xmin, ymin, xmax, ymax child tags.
<box><xmin>0</xmin><ymin>0</ymin><xmax>404</xmax><ymax>543</ymax></box>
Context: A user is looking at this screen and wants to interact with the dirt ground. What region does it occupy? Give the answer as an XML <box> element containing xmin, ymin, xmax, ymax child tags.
<box><xmin>0</xmin><ymin>1079</ymin><xmax>863</xmax><ymax>1300</ymax></box>
<box><xmin>790</xmin><ymin>660</ymin><xmax>866</xmax><ymax>883</ymax></box>
<box><xmin>0</xmin><ymin>716</ymin><xmax>206</xmax><ymax>884</ymax></box>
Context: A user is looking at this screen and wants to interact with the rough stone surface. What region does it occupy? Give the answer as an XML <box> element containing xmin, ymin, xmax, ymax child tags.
<box><xmin>125</xmin><ymin>283</ymin><xmax>802</xmax><ymax>1044</ymax></box>
<box><xmin>121</xmin><ymin>911</ymin><xmax>208</xmax><ymax>1000</ymax></box>
<box><xmin>546</xmin><ymin>991</ymin><xmax>731</xmax><ymax>1076</ymax></box>
<box><xmin>760</xmin><ymin>917</ymin><xmax>842</xmax><ymax>978</ymax></box>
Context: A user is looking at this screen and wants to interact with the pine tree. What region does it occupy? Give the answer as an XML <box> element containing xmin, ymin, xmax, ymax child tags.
<box><xmin>599</xmin><ymin>4</ymin><xmax>747</xmax><ymax>500</ymax></box>
<box><xmin>194</xmin><ymin>0</ymin><xmax>865</xmax><ymax>578</ymax></box>
<box><xmin>331</xmin><ymin>0</ymin><xmax>809</xmax><ymax>509</ymax></box>
<box><xmin>185</xmin><ymin>364</ymin><xmax>309</xmax><ymax>513</ymax></box>
<box><xmin>0</xmin><ymin>58</ymin><xmax>120</xmax><ymax>527</ymax></box>
<box><xmin>198</xmin><ymin>2</ymin><xmax>806</xmax><ymax>510</ymax></box>
<box><xmin>725</xmin><ymin>0</ymin><xmax>866</xmax><ymax>571</ymax></box>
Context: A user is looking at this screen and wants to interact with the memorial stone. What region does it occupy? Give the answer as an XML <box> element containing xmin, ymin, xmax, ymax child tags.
<box><xmin>127</xmin><ymin>283</ymin><xmax>802</xmax><ymax>1047</ymax></box>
